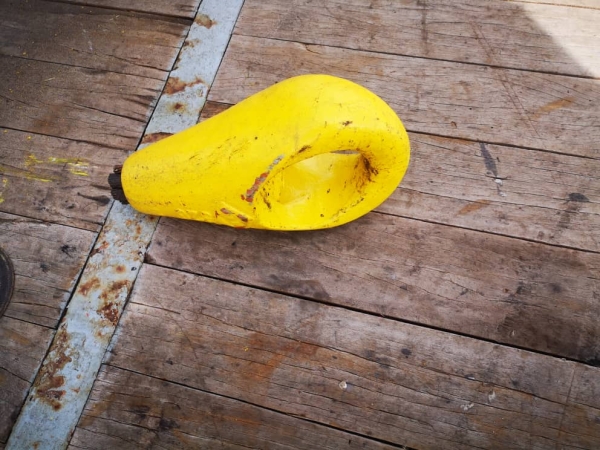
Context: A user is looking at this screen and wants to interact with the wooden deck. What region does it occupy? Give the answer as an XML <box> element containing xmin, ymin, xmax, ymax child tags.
<box><xmin>1</xmin><ymin>0</ymin><xmax>599</xmax><ymax>448</ymax></box>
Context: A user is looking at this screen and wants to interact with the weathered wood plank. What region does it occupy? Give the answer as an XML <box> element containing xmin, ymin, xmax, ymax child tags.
<box><xmin>0</xmin><ymin>317</ymin><xmax>53</xmax><ymax>443</ymax></box>
<box><xmin>0</xmin><ymin>56</ymin><xmax>162</xmax><ymax>150</ymax></box>
<box><xmin>0</xmin><ymin>212</ymin><xmax>95</xmax><ymax>328</ymax></box>
<box><xmin>208</xmin><ymin>35</ymin><xmax>600</xmax><ymax>158</ymax></box>
<box><xmin>69</xmin><ymin>365</ymin><xmax>397</xmax><ymax>449</ymax></box>
<box><xmin>51</xmin><ymin>0</ymin><xmax>200</xmax><ymax>19</ymax></box>
<box><xmin>105</xmin><ymin>264</ymin><xmax>600</xmax><ymax>449</ymax></box>
<box><xmin>0</xmin><ymin>129</ymin><xmax>123</xmax><ymax>231</ymax></box>
<box><xmin>148</xmin><ymin>212</ymin><xmax>599</xmax><ymax>363</ymax></box>
<box><xmin>0</xmin><ymin>1</ymin><xmax>188</xmax><ymax>80</ymax></box>
<box><xmin>200</xmin><ymin>102</ymin><xmax>600</xmax><ymax>252</ymax></box>
<box><xmin>235</xmin><ymin>0</ymin><xmax>600</xmax><ymax>78</ymax></box>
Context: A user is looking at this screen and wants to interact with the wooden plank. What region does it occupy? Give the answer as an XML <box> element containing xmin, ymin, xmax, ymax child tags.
<box><xmin>235</xmin><ymin>0</ymin><xmax>600</xmax><ymax>78</ymax></box>
<box><xmin>148</xmin><ymin>212</ymin><xmax>600</xmax><ymax>363</ymax></box>
<box><xmin>208</xmin><ymin>35</ymin><xmax>600</xmax><ymax>158</ymax></box>
<box><xmin>0</xmin><ymin>212</ymin><xmax>95</xmax><ymax>328</ymax></box>
<box><xmin>50</xmin><ymin>0</ymin><xmax>200</xmax><ymax>19</ymax></box>
<box><xmin>0</xmin><ymin>129</ymin><xmax>123</xmax><ymax>231</ymax></box>
<box><xmin>200</xmin><ymin>102</ymin><xmax>600</xmax><ymax>252</ymax></box>
<box><xmin>69</xmin><ymin>365</ymin><xmax>396</xmax><ymax>449</ymax></box>
<box><xmin>0</xmin><ymin>317</ymin><xmax>53</xmax><ymax>443</ymax></box>
<box><xmin>0</xmin><ymin>1</ymin><xmax>188</xmax><ymax>80</ymax></box>
<box><xmin>0</xmin><ymin>56</ymin><xmax>162</xmax><ymax>150</ymax></box>
<box><xmin>0</xmin><ymin>2</ymin><xmax>186</xmax><ymax>79</ymax></box>
<box><xmin>104</xmin><ymin>264</ymin><xmax>600</xmax><ymax>449</ymax></box>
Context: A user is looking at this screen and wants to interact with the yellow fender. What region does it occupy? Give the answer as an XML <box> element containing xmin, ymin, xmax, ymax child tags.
<box><xmin>118</xmin><ymin>74</ymin><xmax>410</xmax><ymax>230</ymax></box>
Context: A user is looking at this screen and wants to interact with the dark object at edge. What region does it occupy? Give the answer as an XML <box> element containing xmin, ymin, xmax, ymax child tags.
<box><xmin>0</xmin><ymin>247</ymin><xmax>15</xmax><ymax>317</ymax></box>
<box><xmin>108</xmin><ymin>165</ymin><xmax>129</xmax><ymax>204</ymax></box>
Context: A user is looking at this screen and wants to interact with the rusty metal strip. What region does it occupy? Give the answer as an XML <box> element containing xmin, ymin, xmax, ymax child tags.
<box><xmin>6</xmin><ymin>1</ymin><xmax>245</xmax><ymax>448</ymax></box>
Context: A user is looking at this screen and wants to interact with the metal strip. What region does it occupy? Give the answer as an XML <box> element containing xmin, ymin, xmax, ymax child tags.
<box><xmin>6</xmin><ymin>1</ymin><xmax>245</xmax><ymax>448</ymax></box>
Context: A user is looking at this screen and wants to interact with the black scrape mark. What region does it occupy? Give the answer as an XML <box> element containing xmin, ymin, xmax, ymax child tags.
<box><xmin>77</xmin><ymin>192</ymin><xmax>111</xmax><ymax>205</ymax></box>
<box><xmin>479</xmin><ymin>142</ymin><xmax>498</xmax><ymax>177</ymax></box>
<box><xmin>131</xmin><ymin>405</ymin><xmax>150</xmax><ymax>420</ymax></box>
<box><xmin>158</xmin><ymin>418</ymin><xmax>179</xmax><ymax>431</ymax></box>
<box><xmin>401</xmin><ymin>348</ymin><xmax>412</xmax><ymax>357</ymax></box>
<box><xmin>568</xmin><ymin>193</ymin><xmax>589</xmax><ymax>203</ymax></box>
<box><xmin>60</xmin><ymin>244</ymin><xmax>76</xmax><ymax>257</ymax></box>
<box><xmin>342</xmin><ymin>120</ymin><xmax>353</xmax><ymax>126</ymax></box>
<box><xmin>586</xmin><ymin>357</ymin><xmax>600</xmax><ymax>367</ymax></box>
<box><xmin>40</xmin><ymin>263</ymin><xmax>49</xmax><ymax>272</ymax></box>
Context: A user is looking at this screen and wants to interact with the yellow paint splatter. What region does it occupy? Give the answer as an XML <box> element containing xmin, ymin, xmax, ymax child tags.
<box><xmin>47</xmin><ymin>157</ymin><xmax>90</xmax><ymax>176</ymax></box>
<box><xmin>0</xmin><ymin>177</ymin><xmax>7</xmax><ymax>204</ymax></box>
<box><xmin>25</xmin><ymin>154</ymin><xmax>44</xmax><ymax>167</ymax></box>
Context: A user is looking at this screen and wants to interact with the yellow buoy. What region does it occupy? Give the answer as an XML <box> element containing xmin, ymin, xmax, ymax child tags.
<box><xmin>111</xmin><ymin>74</ymin><xmax>410</xmax><ymax>230</ymax></box>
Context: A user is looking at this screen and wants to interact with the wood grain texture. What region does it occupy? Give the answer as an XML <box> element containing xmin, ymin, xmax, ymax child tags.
<box><xmin>0</xmin><ymin>212</ymin><xmax>95</xmax><ymax>328</ymax></box>
<box><xmin>104</xmin><ymin>264</ymin><xmax>600</xmax><ymax>449</ymax></box>
<box><xmin>208</xmin><ymin>35</ymin><xmax>600</xmax><ymax>158</ymax></box>
<box><xmin>0</xmin><ymin>317</ymin><xmax>54</xmax><ymax>442</ymax></box>
<box><xmin>148</xmin><ymin>213</ymin><xmax>600</xmax><ymax>363</ymax></box>
<box><xmin>0</xmin><ymin>129</ymin><xmax>123</xmax><ymax>231</ymax></box>
<box><xmin>0</xmin><ymin>56</ymin><xmax>162</xmax><ymax>150</ymax></box>
<box><xmin>235</xmin><ymin>0</ymin><xmax>600</xmax><ymax>78</ymax></box>
<box><xmin>50</xmin><ymin>0</ymin><xmax>200</xmax><ymax>19</ymax></box>
<box><xmin>70</xmin><ymin>365</ymin><xmax>397</xmax><ymax>450</ymax></box>
<box><xmin>0</xmin><ymin>1</ymin><xmax>187</xmax><ymax>80</ymax></box>
<box><xmin>200</xmin><ymin>102</ymin><xmax>600</xmax><ymax>252</ymax></box>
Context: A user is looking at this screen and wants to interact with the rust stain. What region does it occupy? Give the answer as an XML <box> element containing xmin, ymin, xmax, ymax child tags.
<box><xmin>237</xmin><ymin>214</ymin><xmax>248</xmax><ymax>223</ymax></box>
<box><xmin>97</xmin><ymin>301</ymin><xmax>120</xmax><ymax>326</ymax></box>
<box><xmin>243</xmin><ymin>155</ymin><xmax>284</xmax><ymax>203</ymax></box>
<box><xmin>164</xmin><ymin>77</ymin><xmax>205</xmax><ymax>95</ymax></box>
<box><xmin>90</xmin><ymin>240</ymin><xmax>109</xmax><ymax>258</ymax></box>
<box><xmin>196</xmin><ymin>13</ymin><xmax>217</xmax><ymax>28</ymax></box>
<box><xmin>458</xmin><ymin>200</ymin><xmax>491</xmax><ymax>215</ymax></box>
<box><xmin>135</xmin><ymin>224</ymin><xmax>142</xmax><ymax>235</ymax></box>
<box><xmin>99</xmin><ymin>280</ymin><xmax>131</xmax><ymax>303</ymax></box>
<box><xmin>78</xmin><ymin>276</ymin><xmax>101</xmax><ymax>296</ymax></box>
<box><xmin>221</xmin><ymin>208</ymin><xmax>233</xmax><ymax>214</ymax></box>
<box><xmin>33</xmin><ymin>442</ymin><xmax>40</xmax><ymax>450</ymax></box>
<box><xmin>115</xmin><ymin>265</ymin><xmax>126</xmax><ymax>274</ymax></box>
<box><xmin>141</xmin><ymin>132</ymin><xmax>173</xmax><ymax>145</ymax></box>
<box><xmin>532</xmin><ymin>97</ymin><xmax>574</xmax><ymax>120</ymax></box>
<box><xmin>183</xmin><ymin>39</ymin><xmax>199</xmax><ymax>48</ymax></box>
<box><xmin>298</xmin><ymin>145</ymin><xmax>311</xmax><ymax>153</ymax></box>
<box><xmin>35</xmin><ymin>326</ymin><xmax>72</xmax><ymax>411</ymax></box>
<box><xmin>169</xmin><ymin>102</ymin><xmax>186</xmax><ymax>113</ymax></box>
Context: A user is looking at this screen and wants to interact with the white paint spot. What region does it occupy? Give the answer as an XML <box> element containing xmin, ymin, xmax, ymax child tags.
<box><xmin>488</xmin><ymin>390</ymin><xmax>496</xmax><ymax>403</ymax></box>
<box><xmin>461</xmin><ymin>402</ymin><xmax>474</xmax><ymax>411</ymax></box>
<box><xmin>339</xmin><ymin>380</ymin><xmax>348</xmax><ymax>390</ymax></box>
<box><xmin>494</xmin><ymin>178</ymin><xmax>503</xmax><ymax>186</ymax></box>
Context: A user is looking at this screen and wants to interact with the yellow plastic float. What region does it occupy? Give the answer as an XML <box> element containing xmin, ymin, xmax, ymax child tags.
<box><xmin>110</xmin><ymin>74</ymin><xmax>410</xmax><ymax>230</ymax></box>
